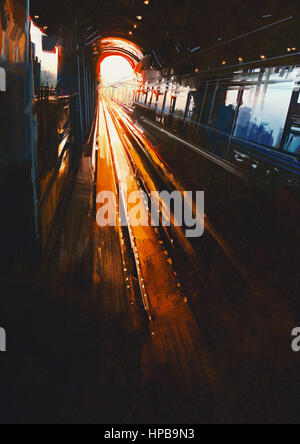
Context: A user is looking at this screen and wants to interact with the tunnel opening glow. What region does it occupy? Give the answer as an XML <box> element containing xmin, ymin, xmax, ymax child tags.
<box><xmin>100</xmin><ymin>56</ymin><xmax>135</xmax><ymax>87</ymax></box>
<box><xmin>100</xmin><ymin>55</ymin><xmax>138</xmax><ymax>106</ymax></box>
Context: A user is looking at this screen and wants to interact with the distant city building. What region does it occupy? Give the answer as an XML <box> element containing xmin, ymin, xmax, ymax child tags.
<box><xmin>30</xmin><ymin>20</ymin><xmax>58</xmax><ymax>89</ymax></box>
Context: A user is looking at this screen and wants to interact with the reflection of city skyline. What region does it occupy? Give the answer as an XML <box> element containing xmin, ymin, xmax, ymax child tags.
<box><xmin>235</xmin><ymin>105</ymin><xmax>275</xmax><ymax>146</ymax></box>
<box><xmin>238</xmin><ymin>78</ymin><xmax>293</xmax><ymax>145</ymax></box>
<box><xmin>137</xmin><ymin>68</ymin><xmax>296</xmax><ymax>153</ymax></box>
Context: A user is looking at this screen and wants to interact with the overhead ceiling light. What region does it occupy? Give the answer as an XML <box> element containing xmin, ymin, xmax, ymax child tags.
<box><xmin>222</xmin><ymin>60</ymin><xmax>227</xmax><ymax>65</ymax></box>
<box><xmin>137</xmin><ymin>16</ymin><xmax>143</xmax><ymax>20</ymax></box>
<box><xmin>134</xmin><ymin>24</ymin><xmax>138</xmax><ymax>29</ymax></box>
<box><xmin>34</xmin><ymin>15</ymin><xmax>39</xmax><ymax>19</ymax></box>
<box><xmin>260</xmin><ymin>54</ymin><xmax>266</xmax><ymax>59</ymax></box>
<box><xmin>238</xmin><ymin>57</ymin><xmax>243</xmax><ymax>63</ymax></box>
<box><xmin>129</xmin><ymin>31</ymin><xmax>133</xmax><ymax>35</ymax></box>
<box><xmin>262</xmin><ymin>14</ymin><xmax>272</xmax><ymax>18</ymax></box>
<box><xmin>195</xmin><ymin>68</ymin><xmax>199</xmax><ymax>73</ymax></box>
<box><xmin>144</xmin><ymin>0</ymin><xmax>150</xmax><ymax>4</ymax></box>
<box><xmin>43</xmin><ymin>26</ymin><xmax>48</xmax><ymax>30</ymax></box>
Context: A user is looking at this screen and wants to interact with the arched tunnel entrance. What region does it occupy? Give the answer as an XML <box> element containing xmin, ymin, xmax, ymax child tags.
<box><xmin>96</xmin><ymin>37</ymin><xmax>144</xmax><ymax>105</ymax></box>
<box><xmin>99</xmin><ymin>55</ymin><xmax>136</xmax><ymax>104</ymax></box>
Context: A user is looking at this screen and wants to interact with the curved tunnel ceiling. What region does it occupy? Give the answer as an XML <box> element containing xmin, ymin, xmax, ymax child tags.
<box><xmin>94</xmin><ymin>37</ymin><xmax>144</xmax><ymax>70</ymax></box>
<box><xmin>31</xmin><ymin>0</ymin><xmax>300</xmax><ymax>74</ymax></box>
<box><xmin>30</xmin><ymin>0</ymin><xmax>155</xmax><ymax>53</ymax></box>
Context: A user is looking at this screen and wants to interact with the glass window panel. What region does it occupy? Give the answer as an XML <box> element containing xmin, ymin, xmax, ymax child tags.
<box><xmin>234</xmin><ymin>79</ymin><xmax>294</xmax><ymax>148</ymax></box>
<box><xmin>200</xmin><ymin>85</ymin><xmax>216</xmax><ymax>125</ymax></box>
<box><xmin>210</xmin><ymin>86</ymin><xmax>239</xmax><ymax>134</ymax></box>
<box><xmin>283</xmin><ymin>127</ymin><xmax>300</xmax><ymax>155</ymax></box>
<box><xmin>148</xmin><ymin>89</ymin><xmax>154</xmax><ymax>106</ymax></box>
<box><xmin>164</xmin><ymin>89</ymin><xmax>173</xmax><ymax>113</ymax></box>
<box><xmin>186</xmin><ymin>88</ymin><xmax>204</xmax><ymax>122</ymax></box>
<box><xmin>173</xmin><ymin>87</ymin><xmax>190</xmax><ymax>118</ymax></box>
<box><xmin>156</xmin><ymin>87</ymin><xmax>166</xmax><ymax>111</ymax></box>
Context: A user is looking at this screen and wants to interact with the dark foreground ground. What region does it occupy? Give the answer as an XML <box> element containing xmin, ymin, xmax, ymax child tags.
<box><xmin>0</xmin><ymin>123</ymin><xmax>300</xmax><ymax>424</ymax></box>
